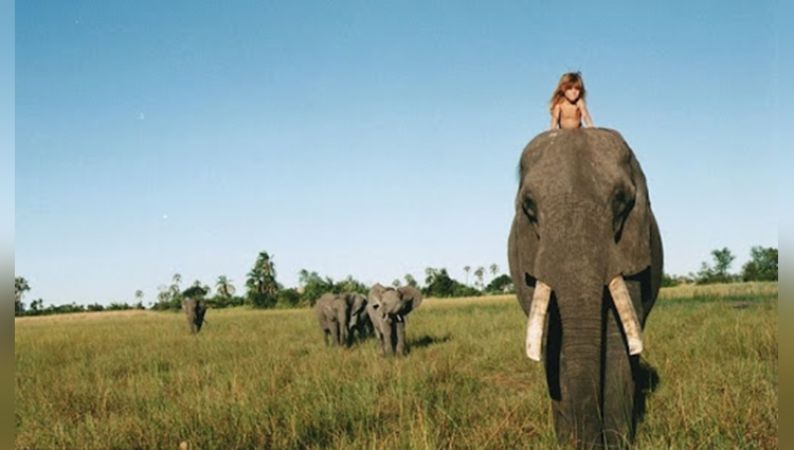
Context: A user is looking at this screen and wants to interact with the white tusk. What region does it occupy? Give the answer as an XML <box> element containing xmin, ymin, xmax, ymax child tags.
<box><xmin>525</xmin><ymin>281</ymin><xmax>552</xmax><ymax>361</ymax></box>
<box><xmin>608</xmin><ymin>276</ymin><xmax>643</xmax><ymax>355</ymax></box>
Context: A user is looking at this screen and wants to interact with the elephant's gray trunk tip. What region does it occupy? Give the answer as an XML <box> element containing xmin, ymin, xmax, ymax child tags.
<box><xmin>525</xmin><ymin>280</ymin><xmax>552</xmax><ymax>361</ymax></box>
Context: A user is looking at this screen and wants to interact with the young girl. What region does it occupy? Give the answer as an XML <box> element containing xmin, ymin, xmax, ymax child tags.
<box><xmin>549</xmin><ymin>72</ymin><xmax>593</xmax><ymax>130</ymax></box>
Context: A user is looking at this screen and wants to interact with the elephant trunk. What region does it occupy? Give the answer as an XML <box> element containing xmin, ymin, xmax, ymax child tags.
<box><xmin>537</xmin><ymin>210</ymin><xmax>611</xmax><ymax>447</ymax></box>
<box><xmin>552</xmin><ymin>280</ymin><xmax>605</xmax><ymax>448</ymax></box>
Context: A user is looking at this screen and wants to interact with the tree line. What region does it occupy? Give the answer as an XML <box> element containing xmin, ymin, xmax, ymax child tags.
<box><xmin>14</xmin><ymin>246</ymin><xmax>777</xmax><ymax>317</ymax></box>
<box><xmin>661</xmin><ymin>246</ymin><xmax>778</xmax><ymax>286</ymax></box>
<box><xmin>14</xmin><ymin>251</ymin><xmax>514</xmax><ymax>316</ymax></box>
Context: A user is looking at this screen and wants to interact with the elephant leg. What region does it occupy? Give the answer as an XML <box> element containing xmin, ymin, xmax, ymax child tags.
<box><xmin>383</xmin><ymin>321</ymin><xmax>396</xmax><ymax>356</ymax></box>
<box><xmin>380</xmin><ymin>333</ymin><xmax>389</xmax><ymax>355</ymax></box>
<box><xmin>332</xmin><ymin>322</ymin><xmax>341</xmax><ymax>346</ymax></box>
<box><xmin>375</xmin><ymin>328</ymin><xmax>387</xmax><ymax>355</ymax></box>
<box><xmin>355</xmin><ymin>322</ymin><xmax>367</xmax><ymax>342</ymax></box>
<box><xmin>340</xmin><ymin>323</ymin><xmax>350</xmax><ymax>347</ymax></box>
<box><xmin>395</xmin><ymin>318</ymin><xmax>406</xmax><ymax>355</ymax></box>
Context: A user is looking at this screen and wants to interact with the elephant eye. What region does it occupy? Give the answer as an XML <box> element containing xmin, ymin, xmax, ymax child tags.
<box><xmin>611</xmin><ymin>188</ymin><xmax>635</xmax><ymax>241</ymax></box>
<box><xmin>611</xmin><ymin>188</ymin><xmax>634</xmax><ymax>217</ymax></box>
<box><xmin>522</xmin><ymin>196</ymin><xmax>538</xmax><ymax>223</ymax></box>
<box><xmin>612</xmin><ymin>191</ymin><xmax>625</xmax><ymax>214</ymax></box>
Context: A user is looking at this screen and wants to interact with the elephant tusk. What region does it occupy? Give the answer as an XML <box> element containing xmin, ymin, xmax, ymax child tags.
<box><xmin>608</xmin><ymin>276</ymin><xmax>643</xmax><ymax>355</ymax></box>
<box><xmin>525</xmin><ymin>280</ymin><xmax>552</xmax><ymax>361</ymax></box>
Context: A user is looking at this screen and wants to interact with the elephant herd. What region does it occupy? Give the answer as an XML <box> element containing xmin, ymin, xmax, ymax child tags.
<box><xmin>314</xmin><ymin>283</ymin><xmax>423</xmax><ymax>356</ymax></box>
<box><xmin>179</xmin><ymin>129</ymin><xmax>662</xmax><ymax>448</ymax></box>
<box><xmin>181</xmin><ymin>283</ymin><xmax>424</xmax><ymax>357</ymax></box>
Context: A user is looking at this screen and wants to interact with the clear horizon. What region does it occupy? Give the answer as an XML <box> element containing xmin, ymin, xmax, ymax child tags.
<box><xmin>16</xmin><ymin>1</ymin><xmax>781</xmax><ymax>305</ymax></box>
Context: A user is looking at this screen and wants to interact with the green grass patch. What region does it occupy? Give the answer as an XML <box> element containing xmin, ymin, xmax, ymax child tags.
<box><xmin>16</xmin><ymin>283</ymin><xmax>777</xmax><ymax>449</ymax></box>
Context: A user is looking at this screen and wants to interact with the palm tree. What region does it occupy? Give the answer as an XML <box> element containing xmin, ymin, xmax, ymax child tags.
<box><xmin>489</xmin><ymin>264</ymin><xmax>499</xmax><ymax>281</ymax></box>
<box><xmin>133</xmin><ymin>290</ymin><xmax>145</xmax><ymax>309</ymax></box>
<box><xmin>216</xmin><ymin>275</ymin><xmax>236</xmax><ymax>298</ymax></box>
<box><xmin>424</xmin><ymin>267</ymin><xmax>439</xmax><ymax>286</ymax></box>
<box><xmin>156</xmin><ymin>284</ymin><xmax>171</xmax><ymax>308</ymax></box>
<box><xmin>15</xmin><ymin>277</ymin><xmax>30</xmax><ymax>314</ymax></box>
<box><xmin>247</xmin><ymin>251</ymin><xmax>279</xmax><ymax>297</ymax></box>
<box><xmin>15</xmin><ymin>277</ymin><xmax>30</xmax><ymax>302</ymax></box>
<box><xmin>474</xmin><ymin>266</ymin><xmax>485</xmax><ymax>290</ymax></box>
<box><xmin>463</xmin><ymin>266</ymin><xmax>471</xmax><ymax>285</ymax></box>
<box><xmin>298</xmin><ymin>269</ymin><xmax>310</xmax><ymax>288</ymax></box>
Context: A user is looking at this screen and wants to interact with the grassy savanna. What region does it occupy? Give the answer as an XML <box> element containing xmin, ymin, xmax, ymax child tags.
<box><xmin>15</xmin><ymin>283</ymin><xmax>777</xmax><ymax>449</ymax></box>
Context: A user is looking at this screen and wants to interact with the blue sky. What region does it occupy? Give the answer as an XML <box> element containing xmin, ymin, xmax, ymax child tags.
<box><xmin>16</xmin><ymin>1</ymin><xmax>782</xmax><ymax>305</ymax></box>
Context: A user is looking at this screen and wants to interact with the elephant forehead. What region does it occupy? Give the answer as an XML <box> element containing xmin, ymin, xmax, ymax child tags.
<box><xmin>522</xmin><ymin>148</ymin><xmax>631</xmax><ymax>202</ymax></box>
<box><xmin>381</xmin><ymin>290</ymin><xmax>400</xmax><ymax>301</ymax></box>
<box><xmin>380</xmin><ymin>291</ymin><xmax>405</xmax><ymax>310</ymax></box>
<box><xmin>522</xmin><ymin>129</ymin><xmax>630</xmax><ymax>174</ymax></box>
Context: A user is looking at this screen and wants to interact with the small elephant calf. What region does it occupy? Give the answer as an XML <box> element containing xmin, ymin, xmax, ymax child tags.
<box><xmin>314</xmin><ymin>292</ymin><xmax>370</xmax><ymax>347</ymax></box>
<box><xmin>367</xmin><ymin>284</ymin><xmax>423</xmax><ymax>356</ymax></box>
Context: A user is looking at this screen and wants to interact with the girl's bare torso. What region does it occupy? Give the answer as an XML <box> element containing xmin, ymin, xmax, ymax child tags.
<box><xmin>557</xmin><ymin>100</ymin><xmax>582</xmax><ymax>129</ymax></box>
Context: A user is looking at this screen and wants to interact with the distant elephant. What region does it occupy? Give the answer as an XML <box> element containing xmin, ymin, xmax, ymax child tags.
<box><xmin>182</xmin><ymin>298</ymin><xmax>207</xmax><ymax>333</ymax></box>
<box><xmin>367</xmin><ymin>284</ymin><xmax>423</xmax><ymax>356</ymax></box>
<box><xmin>314</xmin><ymin>292</ymin><xmax>369</xmax><ymax>346</ymax></box>
<box><xmin>508</xmin><ymin>128</ymin><xmax>662</xmax><ymax>448</ymax></box>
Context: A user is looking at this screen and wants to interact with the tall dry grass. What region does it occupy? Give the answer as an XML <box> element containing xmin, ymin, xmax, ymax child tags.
<box><xmin>15</xmin><ymin>283</ymin><xmax>777</xmax><ymax>449</ymax></box>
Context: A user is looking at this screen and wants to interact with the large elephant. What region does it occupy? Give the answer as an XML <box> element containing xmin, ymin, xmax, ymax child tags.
<box><xmin>367</xmin><ymin>284</ymin><xmax>423</xmax><ymax>356</ymax></box>
<box><xmin>314</xmin><ymin>292</ymin><xmax>369</xmax><ymax>346</ymax></box>
<box><xmin>508</xmin><ymin>128</ymin><xmax>662</xmax><ymax>448</ymax></box>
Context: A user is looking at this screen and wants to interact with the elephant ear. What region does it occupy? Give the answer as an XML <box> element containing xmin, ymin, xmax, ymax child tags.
<box><xmin>610</xmin><ymin>144</ymin><xmax>652</xmax><ymax>278</ymax></box>
<box><xmin>397</xmin><ymin>286</ymin><xmax>423</xmax><ymax>314</ymax></box>
<box><xmin>509</xmin><ymin>148</ymin><xmax>542</xmax><ymax>318</ymax></box>
<box><xmin>509</xmin><ymin>217</ymin><xmax>539</xmax><ymax>316</ymax></box>
<box><xmin>322</xmin><ymin>301</ymin><xmax>335</xmax><ymax>317</ymax></box>
<box><xmin>351</xmin><ymin>294</ymin><xmax>367</xmax><ymax>314</ymax></box>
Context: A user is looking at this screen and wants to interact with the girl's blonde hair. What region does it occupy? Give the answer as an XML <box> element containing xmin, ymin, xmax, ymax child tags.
<box><xmin>549</xmin><ymin>72</ymin><xmax>586</xmax><ymax>112</ymax></box>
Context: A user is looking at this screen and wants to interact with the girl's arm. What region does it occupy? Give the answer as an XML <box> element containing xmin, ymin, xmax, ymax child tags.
<box><xmin>578</xmin><ymin>99</ymin><xmax>594</xmax><ymax>127</ymax></box>
<box><xmin>550</xmin><ymin>104</ymin><xmax>561</xmax><ymax>130</ymax></box>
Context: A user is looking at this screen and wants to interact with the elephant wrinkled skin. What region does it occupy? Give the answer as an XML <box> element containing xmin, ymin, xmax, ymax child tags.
<box><xmin>508</xmin><ymin>128</ymin><xmax>662</xmax><ymax>449</ymax></box>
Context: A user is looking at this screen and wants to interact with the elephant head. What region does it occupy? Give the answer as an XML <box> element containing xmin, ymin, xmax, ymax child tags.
<box><xmin>367</xmin><ymin>283</ymin><xmax>423</xmax><ymax>356</ymax></box>
<box><xmin>508</xmin><ymin>128</ymin><xmax>663</xmax><ymax>448</ymax></box>
<box><xmin>346</xmin><ymin>293</ymin><xmax>368</xmax><ymax>330</ymax></box>
<box><xmin>345</xmin><ymin>293</ymin><xmax>373</xmax><ymax>341</ymax></box>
